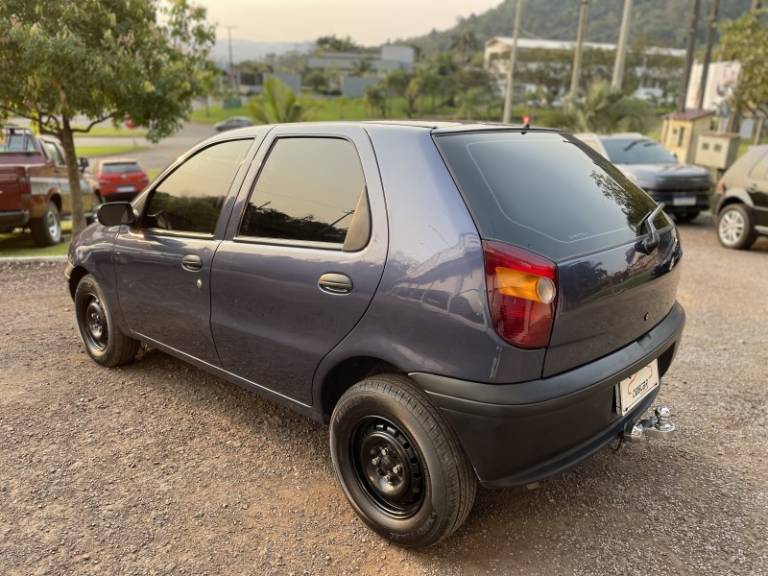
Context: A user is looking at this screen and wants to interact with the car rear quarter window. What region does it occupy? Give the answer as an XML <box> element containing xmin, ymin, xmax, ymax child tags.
<box><xmin>238</xmin><ymin>137</ymin><xmax>368</xmax><ymax>249</ymax></box>
<box><xmin>435</xmin><ymin>131</ymin><xmax>664</xmax><ymax>261</ymax></box>
<box><xmin>143</xmin><ymin>139</ymin><xmax>251</xmax><ymax>235</ymax></box>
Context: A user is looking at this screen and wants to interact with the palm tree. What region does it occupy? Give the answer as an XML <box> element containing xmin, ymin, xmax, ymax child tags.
<box><xmin>577</xmin><ymin>81</ymin><xmax>653</xmax><ymax>133</ymax></box>
<box><xmin>249</xmin><ymin>77</ymin><xmax>306</xmax><ymax>124</ymax></box>
<box><xmin>364</xmin><ymin>84</ymin><xmax>387</xmax><ymax>117</ymax></box>
<box><xmin>450</xmin><ymin>29</ymin><xmax>480</xmax><ymax>64</ymax></box>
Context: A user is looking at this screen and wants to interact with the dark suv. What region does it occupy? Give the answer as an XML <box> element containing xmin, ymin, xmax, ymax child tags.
<box><xmin>66</xmin><ymin>122</ymin><xmax>685</xmax><ymax>547</ymax></box>
<box><xmin>578</xmin><ymin>132</ymin><xmax>712</xmax><ymax>222</ymax></box>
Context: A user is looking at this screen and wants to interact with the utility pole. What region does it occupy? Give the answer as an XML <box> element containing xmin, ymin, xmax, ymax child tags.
<box><xmin>677</xmin><ymin>0</ymin><xmax>700</xmax><ymax>113</ymax></box>
<box><xmin>223</xmin><ymin>25</ymin><xmax>239</xmax><ymax>92</ymax></box>
<box><xmin>502</xmin><ymin>0</ymin><xmax>524</xmax><ymax>124</ymax></box>
<box><xmin>567</xmin><ymin>0</ymin><xmax>589</xmax><ymax>111</ymax></box>
<box><xmin>696</xmin><ymin>0</ymin><xmax>719</xmax><ymax>110</ymax></box>
<box><xmin>611</xmin><ymin>0</ymin><xmax>632</xmax><ymax>91</ymax></box>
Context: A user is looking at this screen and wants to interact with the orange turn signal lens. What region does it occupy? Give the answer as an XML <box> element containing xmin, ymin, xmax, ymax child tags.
<box><xmin>495</xmin><ymin>267</ymin><xmax>556</xmax><ymax>304</ymax></box>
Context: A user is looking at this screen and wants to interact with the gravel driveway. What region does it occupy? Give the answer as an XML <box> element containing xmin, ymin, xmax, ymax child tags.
<box><xmin>1</xmin><ymin>218</ymin><xmax>767</xmax><ymax>576</ymax></box>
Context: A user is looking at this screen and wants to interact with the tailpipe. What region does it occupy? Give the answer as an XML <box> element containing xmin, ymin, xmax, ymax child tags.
<box><xmin>624</xmin><ymin>405</ymin><xmax>676</xmax><ymax>442</ymax></box>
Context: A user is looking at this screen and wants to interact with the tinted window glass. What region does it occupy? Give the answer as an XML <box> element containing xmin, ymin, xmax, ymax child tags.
<box><xmin>239</xmin><ymin>137</ymin><xmax>366</xmax><ymax>245</ymax></box>
<box><xmin>436</xmin><ymin>131</ymin><xmax>666</xmax><ymax>261</ymax></box>
<box><xmin>144</xmin><ymin>139</ymin><xmax>251</xmax><ymax>234</ymax></box>
<box><xmin>44</xmin><ymin>141</ymin><xmax>64</xmax><ymax>165</ymax></box>
<box><xmin>103</xmin><ymin>162</ymin><xmax>142</xmax><ymax>174</ymax></box>
<box><xmin>0</xmin><ymin>133</ymin><xmax>37</xmax><ymax>153</ymax></box>
<box><xmin>602</xmin><ymin>138</ymin><xmax>677</xmax><ymax>164</ymax></box>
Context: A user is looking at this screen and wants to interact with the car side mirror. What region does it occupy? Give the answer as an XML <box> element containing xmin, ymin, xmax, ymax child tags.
<box><xmin>97</xmin><ymin>202</ymin><xmax>136</xmax><ymax>227</ymax></box>
<box><xmin>78</xmin><ymin>157</ymin><xmax>89</xmax><ymax>173</ymax></box>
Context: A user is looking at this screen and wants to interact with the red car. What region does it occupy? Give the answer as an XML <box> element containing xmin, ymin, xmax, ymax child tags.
<box><xmin>96</xmin><ymin>159</ymin><xmax>149</xmax><ymax>202</ymax></box>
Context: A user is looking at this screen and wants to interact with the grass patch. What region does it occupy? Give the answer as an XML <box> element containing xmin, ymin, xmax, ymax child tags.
<box><xmin>0</xmin><ymin>220</ymin><xmax>71</xmax><ymax>258</ymax></box>
<box><xmin>74</xmin><ymin>125</ymin><xmax>148</xmax><ymax>138</ymax></box>
<box><xmin>75</xmin><ymin>144</ymin><xmax>147</xmax><ymax>157</ymax></box>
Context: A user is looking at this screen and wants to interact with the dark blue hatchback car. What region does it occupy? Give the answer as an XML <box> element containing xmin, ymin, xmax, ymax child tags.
<box><xmin>66</xmin><ymin>122</ymin><xmax>685</xmax><ymax>547</ymax></box>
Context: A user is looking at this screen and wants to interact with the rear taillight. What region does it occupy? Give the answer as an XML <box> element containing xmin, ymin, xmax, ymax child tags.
<box><xmin>482</xmin><ymin>240</ymin><xmax>557</xmax><ymax>349</ymax></box>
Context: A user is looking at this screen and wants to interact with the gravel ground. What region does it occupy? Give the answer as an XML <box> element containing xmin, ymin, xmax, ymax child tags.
<box><xmin>1</xmin><ymin>217</ymin><xmax>767</xmax><ymax>576</ymax></box>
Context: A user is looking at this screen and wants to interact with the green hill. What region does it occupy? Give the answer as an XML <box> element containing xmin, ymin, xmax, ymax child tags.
<box><xmin>406</xmin><ymin>0</ymin><xmax>755</xmax><ymax>54</ymax></box>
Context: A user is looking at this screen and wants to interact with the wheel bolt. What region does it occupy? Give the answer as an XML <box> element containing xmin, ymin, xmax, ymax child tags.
<box><xmin>392</xmin><ymin>464</ymin><xmax>403</xmax><ymax>476</ymax></box>
<box><xmin>371</xmin><ymin>456</ymin><xmax>381</xmax><ymax>466</ymax></box>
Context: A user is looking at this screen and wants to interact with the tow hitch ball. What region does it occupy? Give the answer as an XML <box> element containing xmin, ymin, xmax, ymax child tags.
<box><xmin>624</xmin><ymin>405</ymin><xmax>675</xmax><ymax>442</ymax></box>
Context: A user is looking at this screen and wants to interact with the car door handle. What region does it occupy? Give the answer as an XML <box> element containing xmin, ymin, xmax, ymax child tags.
<box><xmin>181</xmin><ymin>254</ymin><xmax>203</xmax><ymax>272</ymax></box>
<box><xmin>318</xmin><ymin>273</ymin><xmax>353</xmax><ymax>294</ymax></box>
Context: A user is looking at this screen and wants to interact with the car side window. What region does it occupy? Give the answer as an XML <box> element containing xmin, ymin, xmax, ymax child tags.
<box><xmin>43</xmin><ymin>141</ymin><xmax>65</xmax><ymax>166</ymax></box>
<box><xmin>143</xmin><ymin>139</ymin><xmax>251</xmax><ymax>235</ymax></box>
<box><xmin>238</xmin><ymin>137</ymin><xmax>369</xmax><ymax>250</ymax></box>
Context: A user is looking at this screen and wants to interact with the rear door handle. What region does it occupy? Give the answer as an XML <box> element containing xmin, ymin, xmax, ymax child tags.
<box><xmin>181</xmin><ymin>254</ymin><xmax>203</xmax><ymax>272</ymax></box>
<box><xmin>318</xmin><ymin>273</ymin><xmax>353</xmax><ymax>294</ymax></box>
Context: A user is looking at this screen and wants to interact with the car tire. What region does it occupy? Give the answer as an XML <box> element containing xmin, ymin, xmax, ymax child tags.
<box><xmin>717</xmin><ymin>203</ymin><xmax>755</xmax><ymax>250</ymax></box>
<box><xmin>674</xmin><ymin>210</ymin><xmax>700</xmax><ymax>223</ymax></box>
<box><xmin>330</xmin><ymin>374</ymin><xmax>477</xmax><ymax>548</ymax></box>
<box><xmin>74</xmin><ymin>274</ymin><xmax>140</xmax><ymax>367</ymax></box>
<box><xmin>30</xmin><ymin>201</ymin><xmax>62</xmax><ymax>246</ymax></box>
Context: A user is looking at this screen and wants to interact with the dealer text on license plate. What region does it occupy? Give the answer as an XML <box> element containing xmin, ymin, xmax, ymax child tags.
<box><xmin>616</xmin><ymin>360</ymin><xmax>659</xmax><ymax>415</ymax></box>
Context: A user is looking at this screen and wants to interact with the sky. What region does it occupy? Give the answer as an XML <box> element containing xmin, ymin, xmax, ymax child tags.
<box><xmin>196</xmin><ymin>0</ymin><xmax>501</xmax><ymax>46</ymax></box>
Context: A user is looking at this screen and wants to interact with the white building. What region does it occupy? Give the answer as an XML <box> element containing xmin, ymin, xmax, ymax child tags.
<box><xmin>308</xmin><ymin>44</ymin><xmax>415</xmax><ymax>75</ymax></box>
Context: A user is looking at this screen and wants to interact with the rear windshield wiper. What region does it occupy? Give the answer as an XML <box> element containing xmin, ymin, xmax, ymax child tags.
<box><xmin>623</xmin><ymin>139</ymin><xmax>647</xmax><ymax>152</ymax></box>
<box><xmin>637</xmin><ymin>204</ymin><xmax>664</xmax><ymax>254</ymax></box>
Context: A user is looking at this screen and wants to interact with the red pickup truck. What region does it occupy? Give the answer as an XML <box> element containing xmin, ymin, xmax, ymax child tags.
<box><xmin>0</xmin><ymin>126</ymin><xmax>97</xmax><ymax>246</ymax></box>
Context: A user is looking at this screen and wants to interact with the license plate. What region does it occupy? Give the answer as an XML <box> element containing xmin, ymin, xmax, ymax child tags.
<box><xmin>617</xmin><ymin>360</ymin><xmax>659</xmax><ymax>415</ymax></box>
<box><xmin>672</xmin><ymin>196</ymin><xmax>696</xmax><ymax>206</ymax></box>
<box><xmin>117</xmin><ymin>185</ymin><xmax>135</xmax><ymax>193</ymax></box>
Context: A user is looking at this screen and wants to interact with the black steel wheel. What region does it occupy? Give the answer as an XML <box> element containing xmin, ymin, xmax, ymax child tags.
<box><xmin>74</xmin><ymin>274</ymin><xmax>139</xmax><ymax>367</ymax></box>
<box><xmin>330</xmin><ymin>374</ymin><xmax>477</xmax><ymax>548</ymax></box>
<box><xmin>351</xmin><ymin>416</ymin><xmax>425</xmax><ymax>518</ymax></box>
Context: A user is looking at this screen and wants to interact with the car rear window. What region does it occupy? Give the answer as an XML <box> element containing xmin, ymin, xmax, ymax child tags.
<box><xmin>601</xmin><ymin>138</ymin><xmax>677</xmax><ymax>164</ymax></box>
<box><xmin>102</xmin><ymin>162</ymin><xmax>142</xmax><ymax>174</ymax></box>
<box><xmin>434</xmin><ymin>131</ymin><xmax>664</xmax><ymax>261</ymax></box>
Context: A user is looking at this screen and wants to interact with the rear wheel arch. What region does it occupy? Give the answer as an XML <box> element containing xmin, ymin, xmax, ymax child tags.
<box><xmin>319</xmin><ymin>356</ymin><xmax>404</xmax><ymax>419</ymax></box>
<box><xmin>717</xmin><ymin>191</ymin><xmax>753</xmax><ymax>214</ymax></box>
<box><xmin>50</xmin><ymin>193</ymin><xmax>62</xmax><ymax>213</ymax></box>
<box><xmin>68</xmin><ymin>265</ymin><xmax>90</xmax><ymax>298</ymax></box>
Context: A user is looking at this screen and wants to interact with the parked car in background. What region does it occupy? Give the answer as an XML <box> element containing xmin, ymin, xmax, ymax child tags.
<box><xmin>96</xmin><ymin>159</ymin><xmax>149</xmax><ymax>202</ymax></box>
<box><xmin>578</xmin><ymin>133</ymin><xmax>712</xmax><ymax>222</ymax></box>
<box><xmin>66</xmin><ymin>122</ymin><xmax>684</xmax><ymax>547</ymax></box>
<box><xmin>214</xmin><ymin>116</ymin><xmax>254</xmax><ymax>132</ymax></box>
<box><xmin>714</xmin><ymin>145</ymin><xmax>768</xmax><ymax>250</ymax></box>
<box><xmin>0</xmin><ymin>126</ymin><xmax>97</xmax><ymax>245</ymax></box>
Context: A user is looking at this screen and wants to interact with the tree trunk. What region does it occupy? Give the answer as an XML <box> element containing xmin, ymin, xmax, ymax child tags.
<box><xmin>59</xmin><ymin>116</ymin><xmax>86</xmax><ymax>237</ymax></box>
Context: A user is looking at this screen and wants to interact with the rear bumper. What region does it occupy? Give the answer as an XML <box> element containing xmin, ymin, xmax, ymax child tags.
<box><xmin>410</xmin><ymin>302</ymin><xmax>685</xmax><ymax>488</ymax></box>
<box><xmin>0</xmin><ymin>210</ymin><xmax>30</xmax><ymax>228</ymax></box>
<box><xmin>646</xmin><ymin>190</ymin><xmax>710</xmax><ymax>212</ymax></box>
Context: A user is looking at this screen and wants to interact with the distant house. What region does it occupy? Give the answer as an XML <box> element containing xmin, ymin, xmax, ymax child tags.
<box><xmin>307</xmin><ymin>45</ymin><xmax>415</xmax><ymax>75</ymax></box>
<box><xmin>484</xmin><ymin>36</ymin><xmax>686</xmax><ymax>102</ymax></box>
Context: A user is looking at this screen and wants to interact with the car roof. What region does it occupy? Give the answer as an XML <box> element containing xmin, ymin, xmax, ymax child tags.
<box><xmin>206</xmin><ymin>120</ymin><xmax>560</xmax><ymax>138</ymax></box>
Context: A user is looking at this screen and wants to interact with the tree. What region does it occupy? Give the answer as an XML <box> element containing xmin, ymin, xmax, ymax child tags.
<box><xmin>363</xmin><ymin>85</ymin><xmax>388</xmax><ymax>118</ymax></box>
<box><xmin>405</xmin><ymin>77</ymin><xmax>423</xmax><ymax>117</ymax></box>
<box><xmin>352</xmin><ymin>59</ymin><xmax>374</xmax><ymax>77</ymax></box>
<box><xmin>719</xmin><ymin>11</ymin><xmax>768</xmax><ymax>133</ymax></box>
<box><xmin>0</xmin><ymin>0</ymin><xmax>215</xmax><ymax>237</ymax></box>
<box><xmin>304</xmin><ymin>69</ymin><xmax>329</xmax><ymax>94</ymax></box>
<box><xmin>315</xmin><ymin>35</ymin><xmax>361</xmax><ymax>53</ymax></box>
<box><xmin>450</xmin><ymin>29</ymin><xmax>480</xmax><ymax>64</ymax></box>
<box><xmin>383</xmin><ymin>69</ymin><xmax>411</xmax><ymax>98</ymax></box>
<box><xmin>249</xmin><ymin>77</ymin><xmax>307</xmax><ymax>124</ymax></box>
<box><xmin>576</xmin><ymin>81</ymin><xmax>654</xmax><ymax>133</ymax></box>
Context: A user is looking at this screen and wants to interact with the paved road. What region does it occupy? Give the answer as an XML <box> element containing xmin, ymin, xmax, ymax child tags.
<box><xmin>81</xmin><ymin>123</ymin><xmax>217</xmax><ymax>173</ymax></box>
<box><xmin>1</xmin><ymin>219</ymin><xmax>766</xmax><ymax>575</ymax></box>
